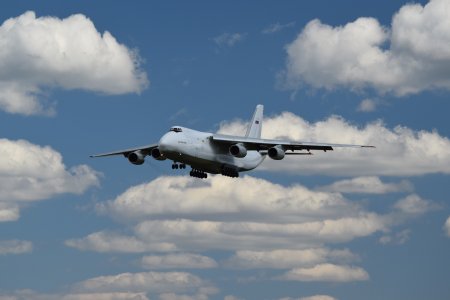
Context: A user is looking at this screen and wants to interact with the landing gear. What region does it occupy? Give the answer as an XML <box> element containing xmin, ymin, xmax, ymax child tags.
<box><xmin>221</xmin><ymin>165</ymin><xmax>239</xmax><ymax>178</ymax></box>
<box><xmin>172</xmin><ymin>163</ymin><xmax>186</xmax><ymax>169</ymax></box>
<box><xmin>190</xmin><ymin>169</ymin><xmax>207</xmax><ymax>179</ymax></box>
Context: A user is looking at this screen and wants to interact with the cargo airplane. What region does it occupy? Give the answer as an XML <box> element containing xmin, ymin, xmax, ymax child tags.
<box><xmin>91</xmin><ymin>105</ymin><xmax>374</xmax><ymax>178</ymax></box>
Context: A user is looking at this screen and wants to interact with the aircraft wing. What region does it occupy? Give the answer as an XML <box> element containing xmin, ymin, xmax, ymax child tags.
<box><xmin>90</xmin><ymin>143</ymin><xmax>158</xmax><ymax>158</ymax></box>
<box><xmin>211</xmin><ymin>134</ymin><xmax>374</xmax><ymax>153</ymax></box>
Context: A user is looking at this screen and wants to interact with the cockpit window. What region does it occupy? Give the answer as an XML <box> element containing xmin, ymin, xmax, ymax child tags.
<box><xmin>170</xmin><ymin>127</ymin><xmax>182</xmax><ymax>133</ymax></box>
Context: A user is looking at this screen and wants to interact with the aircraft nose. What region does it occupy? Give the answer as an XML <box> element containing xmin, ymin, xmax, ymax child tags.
<box><xmin>158</xmin><ymin>133</ymin><xmax>174</xmax><ymax>153</ymax></box>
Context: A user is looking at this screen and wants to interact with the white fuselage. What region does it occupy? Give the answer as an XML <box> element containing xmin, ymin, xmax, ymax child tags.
<box><xmin>158</xmin><ymin>127</ymin><xmax>265</xmax><ymax>174</ymax></box>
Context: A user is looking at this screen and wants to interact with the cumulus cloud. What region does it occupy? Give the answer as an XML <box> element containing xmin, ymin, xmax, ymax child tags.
<box><xmin>393</xmin><ymin>194</ymin><xmax>434</xmax><ymax>216</ymax></box>
<box><xmin>97</xmin><ymin>175</ymin><xmax>358</xmax><ymax>223</ymax></box>
<box><xmin>318</xmin><ymin>176</ymin><xmax>413</xmax><ymax>194</ymax></box>
<box><xmin>0</xmin><ymin>279</ymin><xmax>215</xmax><ymax>300</ymax></box>
<box><xmin>279</xmin><ymin>264</ymin><xmax>369</xmax><ymax>282</ymax></box>
<box><xmin>213</xmin><ymin>32</ymin><xmax>246</xmax><ymax>47</ymax></box>
<box><xmin>379</xmin><ymin>229</ymin><xmax>410</xmax><ymax>245</ymax></box>
<box><xmin>67</xmin><ymin>174</ymin><xmax>434</xmax><ymax>287</ymax></box>
<box><xmin>0</xmin><ymin>203</ymin><xmax>19</xmax><ymax>222</ymax></box>
<box><xmin>0</xmin><ymin>290</ymin><xmax>150</xmax><ymax>300</ymax></box>
<box><xmin>299</xmin><ymin>296</ymin><xmax>337</xmax><ymax>300</ymax></box>
<box><xmin>0</xmin><ymin>138</ymin><xmax>99</xmax><ymax>221</ymax></box>
<box><xmin>73</xmin><ymin>271</ymin><xmax>217</xmax><ymax>297</ymax></box>
<box><xmin>262</xmin><ymin>22</ymin><xmax>295</xmax><ymax>34</ymax></box>
<box><xmin>61</xmin><ymin>293</ymin><xmax>149</xmax><ymax>300</ymax></box>
<box><xmin>0</xmin><ymin>11</ymin><xmax>148</xmax><ymax>115</ymax></box>
<box><xmin>133</xmin><ymin>215</ymin><xmax>384</xmax><ymax>251</ymax></box>
<box><xmin>0</xmin><ymin>240</ymin><xmax>32</xmax><ymax>255</ymax></box>
<box><xmin>281</xmin><ymin>0</ymin><xmax>450</xmax><ymax>96</ymax></box>
<box><xmin>357</xmin><ymin>99</ymin><xmax>377</xmax><ymax>112</ymax></box>
<box><xmin>65</xmin><ymin>231</ymin><xmax>176</xmax><ymax>253</ymax></box>
<box><xmin>141</xmin><ymin>253</ymin><xmax>218</xmax><ymax>269</ymax></box>
<box><xmin>226</xmin><ymin>248</ymin><xmax>358</xmax><ymax>269</ymax></box>
<box><xmin>218</xmin><ymin>112</ymin><xmax>450</xmax><ymax>176</ymax></box>
<box><xmin>444</xmin><ymin>217</ymin><xmax>450</xmax><ymax>237</ymax></box>
<box><xmin>158</xmin><ymin>292</ymin><xmax>211</xmax><ymax>300</ymax></box>
<box><xmin>67</xmin><ymin>174</ymin><xmax>438</xmax><ymax>256</ymax></box>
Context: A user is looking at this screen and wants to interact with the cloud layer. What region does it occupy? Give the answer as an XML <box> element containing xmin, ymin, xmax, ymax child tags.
<box><xmin>141</xmin><ymin>253</ymin><xmax>218</xmax><ymax>269</ymax></box>
<box><xmin>218</xmin><ymin>112</ymin><xmax>450</xmax><ymax>176</ymax></box>
<box><xmin>281</xmin><ymin>0</ymin><xmax>450</xmax><ymax>96</ymax></box>
<box><xmin>444</xmin><ymin>216</ymin><xmax>450</xmax><ymax>237</ymax></box>
<box><xmin>0</xmin><ymin>240</ymin><xmax>32</xmax><ymax>255</ymax></box>
<box><xmin>0</xmin><ymin>138</ymin><xmax>99</xmax><ymax>221</ymax></box>
<box><xmin>318</xmin><ymin>176</ymin><xmax>413</xmax><ymax>194</ymax></box>
<box><xmin>0</xmin><ymin>11</ymin><xmax>148</xmax><ymax>115</ymax></box>
<box><xmin>73</xmin><ymin>271</ymin><xmax>215</xmax><ymax>295</ymax></box>
<box><xmin>67</xmin><ymin>174</ymin><xmax>434</xmax><ymax>287</ymax></box>
<box><xmin>280</xmin><ymin>263</ymin><xmax>369</xmax><ymax>282</ymax></box>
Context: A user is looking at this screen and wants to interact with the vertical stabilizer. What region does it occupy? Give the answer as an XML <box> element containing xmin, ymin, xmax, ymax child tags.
<box><xmin>245</xmin><ymin>104</ymin><xmax>263</xmax><ymax>138</ymax></box>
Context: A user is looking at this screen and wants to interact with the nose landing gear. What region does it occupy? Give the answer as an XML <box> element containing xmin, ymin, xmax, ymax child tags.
<box><xmin>172</xmin><ymin>163</ymin><xmax>186</xmax><ymax>169</ymax></box>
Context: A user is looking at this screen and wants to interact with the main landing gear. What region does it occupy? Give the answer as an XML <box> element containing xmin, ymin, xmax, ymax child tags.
<box><xmin>190</xmin><ymin>169</ymin><xmax>207</xmax><ymax>179</ymax></box>
<box><xmin>221</xmin><ymin>165</ymin><xmax>239</xmax><ymax>178</ymax></box>
<box><xmin>172</xmin><ymin>163</ymin><xmax>186</xmax><ymax>169</ymax></box>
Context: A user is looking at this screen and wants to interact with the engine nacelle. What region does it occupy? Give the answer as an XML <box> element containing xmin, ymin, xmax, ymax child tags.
<box><xmin>151</xmin><ymin>147</ymin><xmax>166</xmax><ymax>161</ymax></box>
<box><xmin>229</xmin><ymin>143</ymin><xmax>247</xmax><ymax>158</ymax></box>
<box><xmin>268</xmin><ymin>145</ymin><xmax>285</xmax><ymax>160</ymax></box>
<box><xmin>128</xmin><ymin>150</ymin><xmax>145</xmax><ymax>165</ymax></box>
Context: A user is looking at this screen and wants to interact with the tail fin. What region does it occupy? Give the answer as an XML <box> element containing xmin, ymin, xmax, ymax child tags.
<box><xmin>245</xmin><ymin>104</ymin><xmax>263</xmax><ymax>138</ymax></box>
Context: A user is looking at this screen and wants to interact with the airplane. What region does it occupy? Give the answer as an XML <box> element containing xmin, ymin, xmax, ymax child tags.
<box><xmin>91</xmin><ymin>105</ymin><xmax>374</xmax><ymax>178</ymax></box>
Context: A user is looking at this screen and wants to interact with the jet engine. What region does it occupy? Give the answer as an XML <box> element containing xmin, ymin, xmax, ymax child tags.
<box><xmin>268</xmin><ymin>145</ymin><xmax>285</xmax><ymax>160</ymax></box>
<box><xmin>229</xmin><ymin>143</ymin><xmax>247</xmax><ymax>158</ymax></box>
<box><xmin>151</xmin><ymin>147</ymin><xmax>166</xmax><ymax>160</ymax></box>
<box><xmin>128</xmin><ymin>150</ymin><xmax>145</xmax><ymax>165</ymax></box>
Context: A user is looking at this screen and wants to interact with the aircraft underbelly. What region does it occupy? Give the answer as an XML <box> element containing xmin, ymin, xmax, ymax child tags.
<box><xmin>162</xmin><ymin>148</ymin><xmax>264</xmax><ymax>174</ymax></box>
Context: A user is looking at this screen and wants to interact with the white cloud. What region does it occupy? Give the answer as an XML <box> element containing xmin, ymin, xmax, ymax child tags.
<box><xmin>318</xmin><ymin>176</ymin><xmax>413</xmax><ymax>194</ymax></box>
<box><xmin>61</xmin><ymin>293</ymin><xmax>149</xmax><ymax>300</ymax></box>
<box><xmin>379</xmin><ymin>229</ymin><xmax>410</xmax><ymax>245</ymax></box>
<box><xmin>65</xmin><ymin>231</ymin><xmax>176</xmax><ymax>253</ymax></box>
<box><xmin>97</xmin><ymin>175</ymin><xmax>358</xmax><ymax>223</ymax></box>
<box><xmin>218</xmin><ymin>112</ymin><xmax>450</xmax><ymax>176</ymax></box>
<box><xmin>224</xmin><ymin>296</ymin><xmax>241</xmax><ymax>300</ymax></box>
<box><xmin>132</xmin><ymin>215</ymin><xmax>384</xmax><ymax>252</ymax></box>
<box><xmin>213</xmin><ymin>32</ymin><xmax>246</xmax><ymax>47</ymax></box>
<box><xmin>69</xmin><ymin>175</ymin><xmax>391</xmax><ymax>254</ymax></box>
<box><xmin>279</xmin><ymin>264</ymin><xmax>369</xmax><ymax>282</ymax></box>
<box><xmin>0</xmin><ymin>290</ymin><xmax>149</xmax><ymax>300</ymax></box>
<box><xmin>444</xmin><ymin>216</ymin><xmax>450</xmax><ymax>237</ymax></box>
<box><xmin>141</xmin><ymin>253</ymin><xmax>218</xmax><ymax>269</ymax></box>
<box><xmin>281</xmin><ymin>0</ymin><xmax>450</xmax><ymax>96</ymax></box>
<box><xmin>67</xmin><ymin>173</ymin><xmax>438</xmax><ymax>254</ymax></box>
<box><xmin>393</xmin><ymin>194</ymin><xmax>434</xmax><ymax>215</ymax></box>
<box><xmin>68</xmin><ymin>212</ymin><xmax>384</xmax><ymax>254</ymax></box>
<box><xmin>0</xmin><ymin>240</ymin><xmax>32</xmax><ymax>255</ymax></box>
<box><xmin>300</xmin><ymin>296</ymin><xmax>337</xmax><ymax>300</ymax></box>
<box><xmin>73</xmin><ymin>271</ymin><xmax>216</xmax><ymax>296</ymax></box>
<box><xmin>357</xmin><ymin>99</ymin><xmax>377</xmax><ymax>112</ymax></box>
<box><xmin>226</xmin><ymin>248</ymin><xmax>358</xmax><ymax>269</ymax></box>
<box><xmin>262</xmin><ymin>22</ymin><xmax>295</xmax><ymax>34</ymax></box>
<box><xmin>0</xmin><ymin>203</ymin><xmax>19</xmax><ymax>222</ymax></box>
<box><xmin>158</xmin><ymin>293</ymin><xmax>210</xmax><ymax>300</ymax></box>
<box><xmin>0</xmin><ymin>11</ymin><xmax>148</xmax><ymax>115</ymax></box>
<box><xmin>0</xmin><ymin>138</ymin><xmax>99</xmax><ymax>221</ymax></box>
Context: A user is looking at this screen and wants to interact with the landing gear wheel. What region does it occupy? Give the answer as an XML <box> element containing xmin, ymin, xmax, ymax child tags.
<box><xmin>189</xmin><ymin>169</ymin><xmax>207</xmax><ymax>179</ymax></box>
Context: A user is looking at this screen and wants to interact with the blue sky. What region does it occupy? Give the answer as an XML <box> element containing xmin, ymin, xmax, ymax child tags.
<box><xmin>1</xmin><ymin>1</ymin><xmax>450</xmax><ymax>299</ymax></box>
